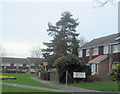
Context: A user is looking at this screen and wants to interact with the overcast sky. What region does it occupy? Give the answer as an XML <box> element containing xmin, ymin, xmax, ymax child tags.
<box><xmin>0</xmin><ymin>0</ymin><xmax>118</xmax><ymax>58</ymax></box>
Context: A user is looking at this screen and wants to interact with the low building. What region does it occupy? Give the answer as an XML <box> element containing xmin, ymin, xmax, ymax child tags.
<box><xmin>79</xmin><ymin>33</ymin><xmax>120</xmax><ymax>79</ymax></box>
<box><xmin>0</xmin><ymin>57</ymin><xmax>42</xmax><ymax>73</ymax></box>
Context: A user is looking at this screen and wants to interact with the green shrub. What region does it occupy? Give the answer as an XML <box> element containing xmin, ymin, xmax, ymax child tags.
<box><xmin>40</xmin><ymin>71</ymin><xmax>50</xmax><ymax>80</ymax></box>
<box><xmin>54</xmin><ymin>54</ymin><xmax>91</xmax><ymax>84</ymax></box>
<box><xmin>109</xmin><ymin>64</ymin><xmax>120</xmax><ymax>81</ymax></box>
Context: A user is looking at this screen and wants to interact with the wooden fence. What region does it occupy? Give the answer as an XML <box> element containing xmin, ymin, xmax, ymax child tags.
<box><xmin>50</xmin><ymin>70</ymin><xmax>59</xmax><ymax>83</ymax></box>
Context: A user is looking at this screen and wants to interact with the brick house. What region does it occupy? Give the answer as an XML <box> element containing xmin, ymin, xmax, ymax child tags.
<box><xmin>0</xmin><ymin>57</ymin><xmax>42</xmax><ymax>73</ymax></box>
<box><xmin>79</xmin><ymin>33</ymin><xmax>120</xmax><ymax>78</ymax></box>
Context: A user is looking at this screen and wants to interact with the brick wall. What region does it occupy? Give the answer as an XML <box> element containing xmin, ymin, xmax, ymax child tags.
<box><xmin>82</xmin><ymin>49</ymin><xmax>89</xmax><ymax>63</ymax></box>
<box><xmin>89</xmin><ymin>48</ymin><xmax>93</xmax><ymax>61</ymax></box>
<box><xmin>98</xmin><ymin>58</ymin><xmax>109</xmax><ymax>77</ymax></box>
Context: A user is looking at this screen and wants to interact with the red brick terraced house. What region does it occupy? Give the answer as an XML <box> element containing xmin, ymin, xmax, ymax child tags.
<box><xmin>0</xmin><ymin>57</ymin><xmax>42</xmax><ymax>73</ymax></box>
<box><xmin>79</xmin><ymin>33</ymin><xmax>120</xmax><ymax>79</ymax></box>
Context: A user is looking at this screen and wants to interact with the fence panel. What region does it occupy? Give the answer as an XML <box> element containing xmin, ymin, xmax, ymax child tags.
<box><xmin>50</xmin><ymin>70</ymin><xmax>59</xmax><ymax>83</ymax></box>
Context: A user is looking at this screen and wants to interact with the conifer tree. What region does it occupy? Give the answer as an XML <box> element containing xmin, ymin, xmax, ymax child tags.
<box><xmin>42</xmin><ymin>11</ymin><xmax>80</xmax><ymax>66</ymax></box>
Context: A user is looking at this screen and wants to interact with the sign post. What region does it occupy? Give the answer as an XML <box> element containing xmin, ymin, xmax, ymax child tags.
<box><xmin>66</xmin><ymin>70</ymin><xmax>68</xmax><ymax>85</ymax></box>
<box><xmin>43</xmin><ymin>62</ymin><xmax>48</xmax><ymax>71</ymax></box>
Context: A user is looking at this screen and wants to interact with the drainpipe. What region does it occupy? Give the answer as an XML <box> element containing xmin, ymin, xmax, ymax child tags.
<box><xmin>109</xmin><ymin>44</ymin><xmax>111</xmax><ymax>72</ymax></box>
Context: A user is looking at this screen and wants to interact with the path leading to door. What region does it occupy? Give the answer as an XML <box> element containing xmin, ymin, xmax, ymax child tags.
<box><xmin>30</xmin><ymin>76</ymin><xmax>101</xmax><ymax>92</ymax></box>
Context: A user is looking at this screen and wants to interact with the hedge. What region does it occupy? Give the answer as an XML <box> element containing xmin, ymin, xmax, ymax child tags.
<box><xmin>54</xmin><ymin>54</ymin><xmax>91</xmax><ymax>84</ymax></box>
<box><xmin>2</xmin><ymin>69</ymin><xmax>25</xmax><ymax>73</ymax></box>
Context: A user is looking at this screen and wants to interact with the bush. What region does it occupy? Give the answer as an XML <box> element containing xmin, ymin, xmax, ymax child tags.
<box><xmin>40</xmin><ymin>71</ymin><xmax>50</xmax><ymax>80</ymax></box>
<box><xmin>109</xmin><ymin>64</ymin><xmax>120</xmax><ymax>81</ymax></box>
<box><xmin>54</xmin><ymin>54</ymin><xmax>91</xmax><ymax>84</ymax></box>
<box><xmin>87</xmin><ymin>75</ymin><xmax>100</xmax><ymax>82</ymax></box>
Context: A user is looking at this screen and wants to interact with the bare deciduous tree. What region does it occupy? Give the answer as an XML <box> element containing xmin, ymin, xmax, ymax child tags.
<box><xmin>93</xmin><ymin>0</ymin><xmax>118</xmax><ymax>8</ymax></box>
<box><xmin>30</xmin><ymin>46</ymin><xmax>42</xmax><ymax>58</ymax></box>
<box><xmin>79</xmin><ymin>37</ymin><xmax>87</xmax><ymax>47</ymax></box>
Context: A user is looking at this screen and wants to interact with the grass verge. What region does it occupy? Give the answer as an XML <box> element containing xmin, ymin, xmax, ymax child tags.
<box><xmin>70</xmin><ymin>81</ymin><xmax>119</xmax><ymax>91</ymax></box>
<box><xmin>2</xmin><ymin>85</ymin><xmax>52</xmax><ymax>92</ymax></box>
<box><xmin>1</xmin><ymin>73</ymin><xmax>58</xmax><ymax>89</ymax></box>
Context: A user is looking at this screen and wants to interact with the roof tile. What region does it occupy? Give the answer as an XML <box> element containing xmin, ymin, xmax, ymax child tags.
<box><xmin>88</xmin><ymin>55</ymin><xmax>108</xmax><ymax>63</ymax></box>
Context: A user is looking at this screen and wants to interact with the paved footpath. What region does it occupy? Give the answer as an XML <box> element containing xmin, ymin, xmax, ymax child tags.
<box><xmin>0</xmin><ymin>82</ymin><xmax>63</xmax><ymax>92</ymax></box>
<box><xmin>30</xmin><ymin>76</ymin><xmax>101</xmax><ymax>92</ymax></box>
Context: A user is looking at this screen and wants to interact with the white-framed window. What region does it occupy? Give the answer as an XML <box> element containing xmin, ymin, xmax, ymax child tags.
<box><xmin>26</xmin><ymin>64</ymin><xmax>29</xmax><ymax>67</ymax></box>
<box><xmin>104</xmin><ymin>45</ymin><xmax>109</xmax><ymax>54</ymax></box>
<box><xmin>31</xmin><ymin>69</ymin><xmax>36</xmax><ymax>72</ymax></box>
<box><xmin>31</xmin><ymin>64</ymin><xmax>35</xmax><ymax>66</ymax></box>
<box><xmin>115</xmin><ymin>37</ymin><xmax>120</xmax><ymax>40</ymax></box>
<box><xmin>113</xmin><ymin>44</ymin><xmax>120</xmax><ymax>53</ymax></box>
<box><xmin>6</xmin><ymin>64</ymin><xmax>11</xmax><ymax>66</ymax></box>
<box><xmin>79</xmin><ymin>50</ymin><xmax>82</xmax><ymax>57</ymax></box>
<box><xmin>19</xmin><ymin>64</ymin><xmax>23</xmax><ymax>66</ymax></box>
<box><xmin>14</xmin><ymin>64</ymin><xmax>17</xmax><ymax>66</ymax></box>
<box><xmin>91</xmin><ymin>64</ymin><xmax>97</xmax><ymax>75</ymax></box>
<box><xmin>93</xmin><ymin>47</ymin><xmax>98</xmax><ymax>56</ymax></box>
<box><xmin>86</xmin><ymin>49</ymin><xmax>89</xmax><ymax>56</ymax></box>
<box><xmin>112</xmin><ymin>61</ymin><xmax>119</xmax><ymax>68</ymax></box>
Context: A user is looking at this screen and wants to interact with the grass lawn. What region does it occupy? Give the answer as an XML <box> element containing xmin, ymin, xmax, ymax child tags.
<box><xmin>70</xmin><ymin>81</ymin><xmax>119</xmax><ymax>91</ymax></box>
<box><xmin>2</xmin><ymin>85</ymin><xmax>72</xmax><ymax>94</ymax></box>
<box><xmin>1</xmin><ymin>73</ymin><xmax>58</xmax><ymax>89</ymax></box>
<box><xmin>2</xmin><ymin>85</ymin><xmax>52</xmax><ymax>92</ymax></box>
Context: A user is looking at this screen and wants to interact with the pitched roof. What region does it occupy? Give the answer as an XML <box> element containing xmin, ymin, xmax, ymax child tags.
<box><xmin>80</xmin><ymin>33</ymin><xmax>120</xmax><ymax>49</ymax></box>
<box><xmin>27</xmin><ymin>57</ymin><xmax>42</xmax><ymax>64</ymax></box>
<box><xmin>2</xmin><ymin>57</ymin><xmax>28</xmax><ymax>64</ymax></box>
<box><xmin>88</xmin><ymin>55</ymin><xmax>108</xmax><ymax>64</ymax></box>
<box><xmin>1</xmin><ymin>57</ymin><xmax>42</xmax><ymax>64</ymax></box>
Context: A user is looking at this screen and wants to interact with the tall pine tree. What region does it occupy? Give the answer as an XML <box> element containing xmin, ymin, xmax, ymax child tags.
<box><xmin>42</xmin><ymin>11</ymin><xmax>80</xmax><ymax>66</ymax></box>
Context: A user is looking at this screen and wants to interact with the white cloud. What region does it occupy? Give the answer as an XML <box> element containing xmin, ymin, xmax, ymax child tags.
<box><xmin>3</xmin><ymin>42</ymin><xmax>47</xmax><ymax>58</ymax></box>
<box><xmin>3</xmin><ymin>42</ymin><xmax>31</xmax><ymax>57</ymax></box>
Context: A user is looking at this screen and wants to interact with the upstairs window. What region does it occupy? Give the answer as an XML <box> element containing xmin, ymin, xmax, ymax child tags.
<box><xmin>93</xmin><ymin>47</ymin><xmax>98</xmax><ymax>56</ymax></box>
<box><xmin>79</xmin><ymin>50</ymin><xmax>82</xmax><ymax>57</ymax></box>
<box><xmin>19</xmin><ymin>64</ymin><xmax>23</xmax><ymax>67</ymax></box>
<box><xmin>14</xmin><ymin>64</ymin><xmax>17</xmax><ymax>66</ymax></box>
<box><xmin>86</xmin><ymin>49</ymin><xmax>89</xmax><ymax>56</ymax></box>
<box><xmin>115</xmin><ymin>37</ymin><xmax>120</xmax><ymax>41</ymax></box>
<box><xmin>6</xmin><ymin>64</ymin><xmax>10</xmax><ymax>66</ymax></box>
<box><xmin>113</xmin><ymin>44</ymin><xmax>120</xmax><ymax>53</ymax></box>
<box><xmin>104</xmin><ymin>45</ymin><xmax>109</xmax><ymax>54</ymax></box>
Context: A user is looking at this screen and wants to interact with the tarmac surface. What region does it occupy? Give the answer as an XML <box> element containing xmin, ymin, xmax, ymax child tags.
<box><xmin>1</xmin><ymin>82</ymin><xmax>63</xmax><ymax>92</ymax></box>
<box><xmin>1</xmin><ymin>76</ymin><xmax>120</xmax><ymax>94</ymax></box>
<box><xmin>30</xmin><ymin>76</ymin><xmax>100</xmax><ymax>92</ymax></box>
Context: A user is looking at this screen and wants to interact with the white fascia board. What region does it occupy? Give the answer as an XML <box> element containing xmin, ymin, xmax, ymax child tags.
<box><xmin>80</xmin><ymin>42</ymin><xmax>120</xmax><ymax>50</ymax></box>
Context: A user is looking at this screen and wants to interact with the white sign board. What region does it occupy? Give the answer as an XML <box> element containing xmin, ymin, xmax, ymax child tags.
<box><xmin>73</xmin><ymin>72</ymin><xmax>86</xmax><ymax>78</ymax></box>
